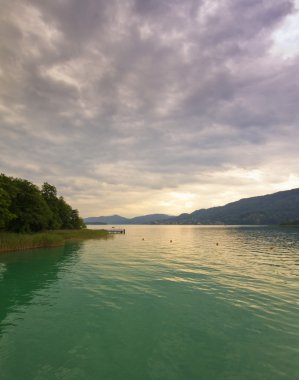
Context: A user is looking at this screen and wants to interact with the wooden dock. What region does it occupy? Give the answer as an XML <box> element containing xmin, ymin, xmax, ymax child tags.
<box><xmin>105</xmin><ymin>228</ymin><xmax>126</xmax><ymax>234</ymax></box>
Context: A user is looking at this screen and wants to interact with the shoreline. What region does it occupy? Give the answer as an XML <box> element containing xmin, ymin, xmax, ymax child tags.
<box><xmin>0</xmin><ymin>229</ymin><xmax>110</xmax><ymax>254</ymax></box>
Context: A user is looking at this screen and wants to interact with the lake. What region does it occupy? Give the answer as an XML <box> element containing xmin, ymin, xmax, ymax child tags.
<box><xmin>0</xmin><ymin>225</ymin><xmax>298</xmax><ymax>380</ymax></box>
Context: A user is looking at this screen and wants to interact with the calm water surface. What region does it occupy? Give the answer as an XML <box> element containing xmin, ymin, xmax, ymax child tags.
<box><xmin>0</xmin><ymin>226</ymin><xmax>299</xmax><ymax>380</ymax></box>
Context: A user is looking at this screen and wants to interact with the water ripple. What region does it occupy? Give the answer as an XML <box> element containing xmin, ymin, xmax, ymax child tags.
<box><xmin>0</xmin><ymin>226</ymin><xmax>298</xmax><ymax>380</ymax></box>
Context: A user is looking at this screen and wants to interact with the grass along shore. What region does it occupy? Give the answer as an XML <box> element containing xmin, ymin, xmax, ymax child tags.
<box><xmin>0</xmin><ymin>229</ymin><xmax>110</xmax><ymax>253</ymax></box>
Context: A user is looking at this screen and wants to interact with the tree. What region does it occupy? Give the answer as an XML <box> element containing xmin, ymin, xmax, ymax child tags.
<box><xmin>71</xmin><ymin>209</ymin><xmax>86</xmax><ymax>229</ymax></box>
<box><xmin>58</xmin><ymin>196</ymin><xmax>73</xmax><ymax>229</ymax></box>
<box><xmin>0</xmin><ymin>188</ymin><xmax>15</xmax><ymax>229</ymax></box>
<box><xmin>41</xmin><ymin>182</ymin><xmax>57</xmax><ymax>200</ymax></box>
<box><xmin>0</xmin><ymin>173</ymin><xmax>85</xmax><ymax>232</ymax></box>
<box><xmin>41</xmin><ymin>182</ymin><xmax>62</xmax><ymax>229</ymax></box>
<box><xmin>8</xmin><ymin>178</ymin><xmax>52</xmax><ymax>232</ymax></box>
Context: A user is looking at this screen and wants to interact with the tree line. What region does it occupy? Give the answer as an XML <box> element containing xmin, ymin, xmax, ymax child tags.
<box><xmin>0</xmin><ymin>173</ymin><xmax>85</xmax><ymax>232</ymax></box>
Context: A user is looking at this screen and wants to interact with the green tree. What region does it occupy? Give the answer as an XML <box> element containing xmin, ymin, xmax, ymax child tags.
<box><xmin>0</xmin><ymin>188</ymin><xmax>15</xmax><ymax>229</ymax></box>
<box><xmin>71</xmin><ymin>209</ymin><xmax>86</xmax><ymax>229</ymax></box>
<box><xmin>41</xmin><ymin>182</ymin><xmax>62</xmax><ymax>229</ymax></box>
<box><xmin>8</xmin><ymin>178</ymin><xmax>52</xmax><ymax>232</ymax></box>
<box><xmin>1</xmin><ymin>173</ymin><xmax>86</xmax><ymax>232</ymax></box>
<box><xmin>58</xmin><ymin>196</ymin><xmax>73</xmax><ymax>229</ymax></box>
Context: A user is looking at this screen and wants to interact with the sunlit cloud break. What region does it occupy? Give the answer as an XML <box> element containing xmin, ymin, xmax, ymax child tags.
<box><xmin>1</xmin><ymin>0</ymin><xmax>299</xmax><ymax>217</ymax></box>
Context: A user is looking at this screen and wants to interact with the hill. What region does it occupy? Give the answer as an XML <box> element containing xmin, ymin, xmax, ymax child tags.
<box><xmin>84</xmin><ymin>214</ymin><xmax>173</xmax><ymax>225</ymax></box>
<box><xmin>162</xmin><ymin>188</ymin><xmax>299</xmax><ymax>225</ymax></box>
<box><xmin>84</xmin><ymin>215</ymin><xmax>129</xmax><ymax>224</ymax></box>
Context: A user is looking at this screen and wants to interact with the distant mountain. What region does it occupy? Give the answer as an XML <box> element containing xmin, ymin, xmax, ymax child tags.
<box><xmin>161</xmin><ymin>188</ymin><xmax>299</xmax><ymax>225</ymax></box>
<box><xmin>129</xmin><ymin>214</ymin><xmax>174</xmax><ymax>224</ymax></box>
<box><xmin>84</xmin><ymin>215</ymin><xmax>129</xmax><ymax>224</ymax></box>
<box><xmin>84</xmin><ymin>214</ymin><xmax>173</xmax><ymax>225</ymax></box>
<box><xmin>85</xmin><ymin>189</ymin><xmax>299</xmax><ymax>226</ymax></box>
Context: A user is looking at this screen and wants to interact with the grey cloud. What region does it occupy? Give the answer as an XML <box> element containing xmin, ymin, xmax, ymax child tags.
<box><xmin>201</xmin><ymin>0</ymin><xmax>294</xmax><ymax>44</ymax></box>
<box><xmin>1</xmin><ymin>0</ymin><xmax>299</xmax><ymax>215</ymax></box>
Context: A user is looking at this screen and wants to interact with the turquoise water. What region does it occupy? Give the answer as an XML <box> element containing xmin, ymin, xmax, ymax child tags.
<box><xmin>0</xmin><ymin>225</ymin><xmax>299</xmax><ymax>380</ymax></box>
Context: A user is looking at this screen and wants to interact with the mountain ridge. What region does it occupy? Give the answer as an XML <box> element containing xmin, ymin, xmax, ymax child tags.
<box><xmin>85</xmin><ymin>188</ymin><xmax>299</xmax><ymax>225</ymax></box>
<box><xmin>161</xmin><ymin>188</ymin><xmax>299</xmax><ymax>225</ymax></box>
<box><xmin>84</xmin><ymin>214</ymin><xmax>173</xmax><ymax>225</ymax></box>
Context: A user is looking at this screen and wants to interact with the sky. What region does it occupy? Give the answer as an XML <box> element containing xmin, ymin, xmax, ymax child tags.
<box><xmin>1</xmin><ymin>0</ymin><xmax>299</xmax><ymax>218</ymax></box>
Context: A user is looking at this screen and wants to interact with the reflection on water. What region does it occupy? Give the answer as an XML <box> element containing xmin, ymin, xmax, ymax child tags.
<box><xmin>0</xmin><ymin>226</ymin><xmax>299</xmax><ymax>380</ymax></box>
<box><xmin>0</xmin><ymin>243</ymin><xmax>82</xmax><ymax>337</ymax></box>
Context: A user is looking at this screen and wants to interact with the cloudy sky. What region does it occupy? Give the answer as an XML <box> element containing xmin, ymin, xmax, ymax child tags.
<box><xmin>1</xmin><ymin>0</ymin><xmax>299</xmax><ymax>217</ymax></box>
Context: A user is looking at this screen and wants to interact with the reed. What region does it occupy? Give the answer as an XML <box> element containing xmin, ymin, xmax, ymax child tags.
<box><xmin>0</xmin><ymin>229</ymin><xmax>109</xmax><ymax>253</ymax></box>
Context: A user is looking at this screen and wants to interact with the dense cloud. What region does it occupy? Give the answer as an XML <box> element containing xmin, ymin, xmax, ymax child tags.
<box><xmin>1</xmin><ymin>0</ymin><xmax>299</xmax><ymax>216</ymax></box>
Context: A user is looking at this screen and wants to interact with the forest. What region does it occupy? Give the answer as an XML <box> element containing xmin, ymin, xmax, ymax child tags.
<box><xmin>0</xmin><ymin>173</ymin><xmax>85</xmax><ymax>233</ymax></box>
